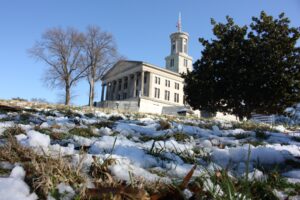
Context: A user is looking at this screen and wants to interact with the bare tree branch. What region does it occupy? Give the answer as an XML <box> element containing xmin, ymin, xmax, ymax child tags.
<box><xmin>82</xmin><ymin>25</ymin><xmax>122</xmax><ymax>106</ymax></box>
<box><xmin>29</xmin><ymin>27</ymin><xmax>87</xmax><ymax>105</ymax></box>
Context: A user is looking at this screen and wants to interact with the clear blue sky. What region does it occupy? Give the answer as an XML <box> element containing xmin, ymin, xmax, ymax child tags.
<box><xmin>0</xmin><ymin>0</ymin><xmax>299</xmax><ymax>105</ymax></box>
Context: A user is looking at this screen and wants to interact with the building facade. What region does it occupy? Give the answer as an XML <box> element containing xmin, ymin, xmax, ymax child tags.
<box><xmin>98</xmin><ymin>17</ymin><xmax>195</xmax><ymax>115</ymax></box>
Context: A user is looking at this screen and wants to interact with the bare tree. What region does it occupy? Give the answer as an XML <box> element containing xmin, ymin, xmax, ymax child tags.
<box><xmin>82</xmin><ymin>26</ymin><xmax>120</xmax><ymax>107</ymax></box>
<box><xmin>29</xmin><ymin>27</ymin><xmax>88</xmax><ymax>105</ymax></box>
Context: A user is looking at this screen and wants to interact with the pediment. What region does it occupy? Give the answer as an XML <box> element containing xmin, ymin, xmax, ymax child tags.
<box><xmin>102</xmin><ymin>60</ymin><xmax>142</xmax><ymax>80</ymax></box>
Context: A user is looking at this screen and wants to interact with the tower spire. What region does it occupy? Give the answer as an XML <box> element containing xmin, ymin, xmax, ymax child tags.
<box><xmin>177</xmin><ymin>12</ymin><xmax>182</xmax><ymax>32</ymax></box>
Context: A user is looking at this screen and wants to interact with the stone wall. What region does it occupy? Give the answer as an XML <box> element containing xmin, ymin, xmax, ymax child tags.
<box><xmin>97</xmin><ymin>99</ymin><xmax>139</xmax><ymax>112</ymax></box>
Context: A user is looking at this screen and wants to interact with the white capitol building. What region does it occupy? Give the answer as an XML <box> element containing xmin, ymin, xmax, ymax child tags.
<box><xmin>98</xmin><ymin>15</ymin><xmax>236</xmax><ymax>120</ymax></box>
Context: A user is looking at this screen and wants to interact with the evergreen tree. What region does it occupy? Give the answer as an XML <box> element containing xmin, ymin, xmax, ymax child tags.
<box><xmin>184</xmin><ymin>11</ymin><xmax>300</xmax><ymax>119</ymax></box>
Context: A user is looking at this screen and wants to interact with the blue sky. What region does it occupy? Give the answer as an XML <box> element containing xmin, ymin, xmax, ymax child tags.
<box><xmin>0</xmin><ymin>0</ymin><xmax>299</xmax><ymax>105</ymax></box>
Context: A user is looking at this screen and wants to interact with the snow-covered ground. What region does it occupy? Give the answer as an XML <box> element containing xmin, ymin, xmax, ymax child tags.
<box><xmin>0</xmin><ymin>102</ymin><xmax>300</xmax><ymax>199</ymax></box>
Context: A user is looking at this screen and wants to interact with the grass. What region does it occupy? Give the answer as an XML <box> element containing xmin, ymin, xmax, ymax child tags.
<box><xmin>229</xmin><ymin>133</ymin><xmax>250</xmax><ymax>139</ymax></box>
<box><xmin>17</xmin><ymin>112</ymin><xmax>32</xmax><ymax>124</ymax></box>
<box><xmin>292</xmin><ymin>136</ymin><xmax>300</xmax><ymax>142</ymax></box>
<box><xmin>0</xmin><ymin>116</ymin><xmax>10</xmax><ymax>122</ymax></box>
<box><xmin>255</xmin><ymin>130</ymin><xmax>270</xmax><ymax>140</ymax></box>
<box><xmin>233</xmin><ymin>121</ymin><xmax>278</xmax><ymax>133</ymax></box>
<box><xmin>139</xmin><ymin>134</ymin><xmax>168</xmax><ymax>142</ymax></box>
<box><xmin>91</xmin><ymin>120</ymin><xmax>114</xmax><ymax>129</ymax></box>
<box><xmin>172</xmin><ymin>132</ymin><xmax>190</xmax><ymax>141</ymax></box>
<box><xmin>157</xmin><ymin>120</ymin><xmax>171</xmax><ymax>130</ymax></box>
<box><xmin>0</xmin><ymin>133</ymin><xmax>87</xmax><ymax>199</ymax></box>
<box><xmin>191</xmin><ymin>167</ymin><xmax>300</xmax><ymax>200</ymax></box>
<box><xmin>0</xmin><ymin>167</ymin><xmax>11</xmax><ymax>175</ymax></box>
<box><xmin>108</xmin><ymin>115</ymin><xmax>124</xmax><ymax>121</ymax></box>
<box><xmin>34</xmin><ymin>126</ymin><xmax>70</xmax><ymax>140</ymax></box>
<box><xmin>140</xmin><ymin>132</ymin><xmax>190</xmax><ymax>143</ymax></box>
<box><xmin>84</xmin><ymin>113</ymin><xmax>95</xmax><ymax>118</ymax></box>
<box><xmin>69</xmin><ymin>127</ymin><xmax>96</xmax><ymax>138</ymax></box>
<box><xmin>1</xmin><ymin>126</ymin><xmax>25</xmax><ymax>138</ymax></box>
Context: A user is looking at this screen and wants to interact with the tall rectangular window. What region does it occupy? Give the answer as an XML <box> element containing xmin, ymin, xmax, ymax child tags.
<box><xmin>174</xmin><ymin>93</ymin><xmax>179</xmax><ymax>103</ymax></box>
<box><xmin>175</xmin><ymin>82</ymin><xmax>179</xmax><ymax>90</ymax></box>
<box><xmin>165</xmin><ymin>80</ymin><xmax>170</xmax><ymax>87</ymax></box>
<box><xmin>184</xmin><ymin>59</ymin><xmax>188</xmax><ymax>67</ymax></box>
<box><xmin>170</xmin><ymin>59</ymin><xmax>174</xmax><ymax>67</ymax></box>
<box><xmin>172</xmin><ymin>40</ymin><xmax>176</xmax><ymax>53</ymax></box>
<box><xmin>183</xmin><ymin>39</ymin><xmax>187</xmax><ymax>53</ymax></box>
<box><xmin>154</xmin><ymin>88</ymin><xmax>160</xmax><ymax>99</ymax></box>
<box><xmin>155</xmin><ymin>77</ymin><xmax>160</xmax><ymax>85</ymax></box>
<box><xmin>164</xmin><ymin>90</ymin><xmax>170</xmax><ymax>101</ymax></box>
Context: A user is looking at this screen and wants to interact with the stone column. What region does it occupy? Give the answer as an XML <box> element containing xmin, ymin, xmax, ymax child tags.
<box><xmin>133</xmin><ymin>73</ymin><xmax>137</xmax><ymax>98</ymax></box>
<box><xmin>112</xmin><ymin>81</ymin><xmax>116</xmax><ymax>100</ymax></box>
<box><xmin>101</xmin><ymin>84</ymin><xmax>105</xmax><ymax>102</ymax></box>
<box><xmin>127</xmin><ymin>75</ymin><xmax>130</xmax><ymax>98</ymax></box>
<box><xmin>149</xmin><ymin>72</ymin><xmax>153</xmax><ymax>98</ymax></box>
<box><xmin>115</xmin><ymin>79</ymin><xmax>119</xmax><ymax>100</ymax></box>
<box><xmin>105</xmin><ymin>83</ymin><xmax>109</xmax><ymax>100</ymax></box>
<box><xmin>122</xmin><ymin>76</ymin><xmax>126</xmax><ymax>99</ymax></box>
<box><xmin>140</xmin><ymin>71</ymin><xmax>144</xmax><ymax>97</ymax></box>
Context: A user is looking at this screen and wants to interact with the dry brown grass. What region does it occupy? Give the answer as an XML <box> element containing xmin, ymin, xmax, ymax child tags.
<box><xmin>0</xmin><ymin>133</ymin><xmax>87</xmax><ymax>199</ymax></box>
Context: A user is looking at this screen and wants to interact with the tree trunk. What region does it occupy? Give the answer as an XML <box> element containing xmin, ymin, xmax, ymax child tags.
<box><xmin>88</xmin><ymin>79</ymin><xmax>95</xmax><ymax>107</ymax></box>
<box><xmin>65</xmin><ymin>84</ymin><xmax>71</xmax><ymax>105</ymax></box>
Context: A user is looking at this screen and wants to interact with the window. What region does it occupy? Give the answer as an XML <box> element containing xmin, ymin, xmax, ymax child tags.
<box><xmin>172</xmin><ymin>40</ymin><xmax>176</xmax><ymax>53</ymax></box>
<box><xmin>184</xmin><ymin>59</ymin><xmax>188</xmax><ymax>67</ymax></box>
<box><xmin>144</xmin><ymin>75</ymin><xmax>147</xmax><ymax>84</ymax></box>
<box><xmin>164</xmin><ymin>90</ymin><xmax>170</xmax><ymax>101</ymax></box>
<box><xmin>154</xmin><ymin>88</ymin><xmax>160</xmax><ymax>98</ymax></box>
<box><xmin>155</xmin><ymin>76</ymin><xmax>160</xmax><ymax>85</ymax></box>
<box><xmin>123</xmin><ymin>93</ymin><xmax>127</xmax><ymax>99</ymax></box>
<box><xmin>174</xmin><ymin>93</ymin><xmax>179</xmax><ymax>103</ymax></box>
<box><xmin>165</xmin><ymin>80</ymin><xmax>170</xmax><ymax>87</ymax></box>
<box><xmin>183</xmin><ymin>39</ymin><xmax>187</xmax><ymax>53</ymax></box>
<box><xmin>175</xmin><ymin>82</ymin><xmax>179</xmax><ymax>90</ymax></box>
<box><xmin>170</xmin><ymin>59</ymin><xmax>174</xmax><ymax>67</ymax></box>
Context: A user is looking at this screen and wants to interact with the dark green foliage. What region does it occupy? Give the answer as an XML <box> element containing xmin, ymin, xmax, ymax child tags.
<box><xmin>184</xmin><ymin>11</ymin><xmax>300</xmax><ymax>119</ymax></box>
